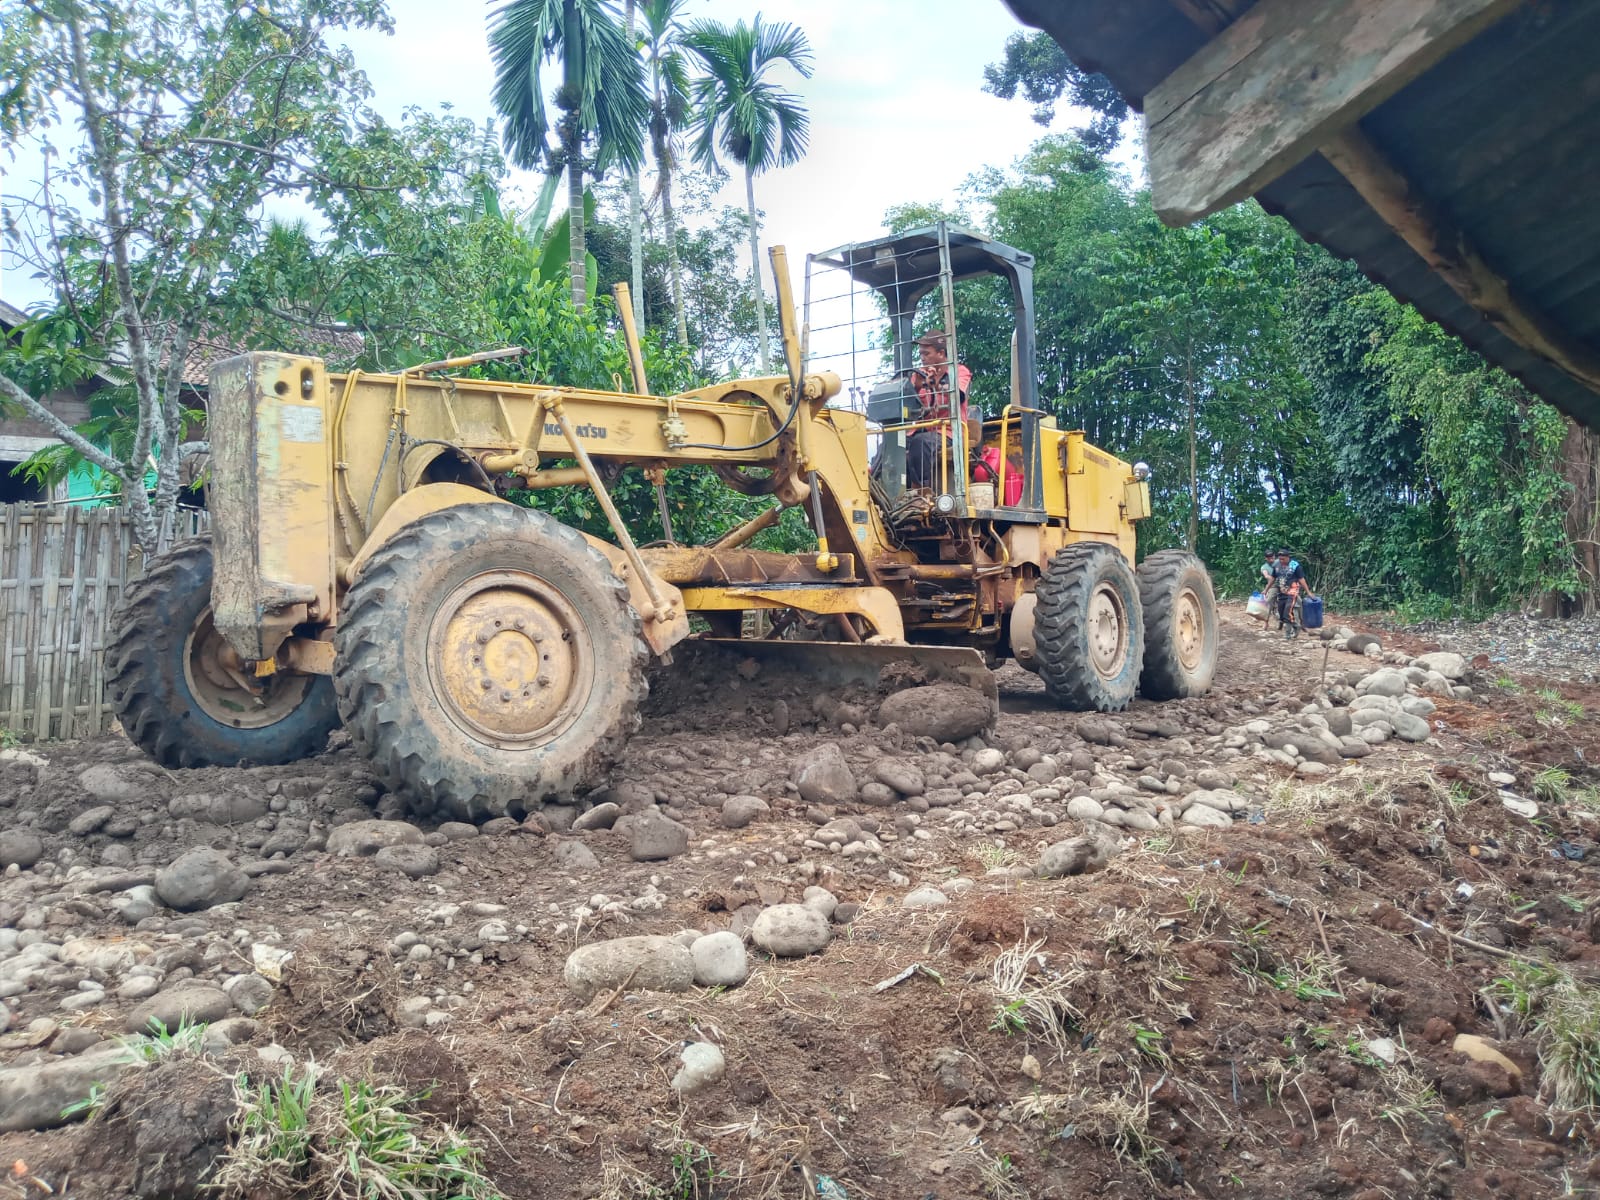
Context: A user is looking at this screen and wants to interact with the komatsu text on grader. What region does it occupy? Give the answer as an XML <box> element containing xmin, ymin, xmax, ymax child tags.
<box><xmin>108</xmin><ymin>224</ymin><xmax>1219</xmax><ymax>819</ymax></box>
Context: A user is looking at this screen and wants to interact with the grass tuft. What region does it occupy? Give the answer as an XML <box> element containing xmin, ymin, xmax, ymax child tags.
<box><xmin>1489</xmin><ymin>962</ymin><xmax>1600</xmax><ymax>1113</ymax></box>
<box><xmin>988</xmin><ymin>933</ymin><xmax>1084</xmax><ymax>1056</ymax></box>
<box><xmin>212</xmin><ymin>1064</ymin><xmax>502</xmax><ymax>1199</ymax></box>
<box><xmin>59</xmin><ymin>1018</ymin><xmax>210</xmax><ymax>1122</ymax></box>
<box><xmin>1532</xmin><ymin>766</ymin><xmax>1573</xmax><ymax>806</ymax></box>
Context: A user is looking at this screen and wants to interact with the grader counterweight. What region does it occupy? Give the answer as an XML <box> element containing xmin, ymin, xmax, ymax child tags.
<box><xmin>107</xmin><ymin>226</ymin><xmax>1218</xmax><ymax>820</ymax></box>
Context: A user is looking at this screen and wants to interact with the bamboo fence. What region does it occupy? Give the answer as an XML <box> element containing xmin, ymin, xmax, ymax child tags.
<box><xmin>0</xmin><ymin>505</ymin><xmax>206</xmax><ymax>740</ymax></box>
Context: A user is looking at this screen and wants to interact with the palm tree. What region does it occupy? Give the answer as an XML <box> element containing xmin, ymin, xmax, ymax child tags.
<box><xmin>641</xmin><ymin>0</ymin><xmax>693</xmax><ymax>345</ymax></box>
<box><xmin>684</xmin><ymin>15</ymin><xmax>812</xmax><ymax>373</ymax></box>
<box><xmin>489</xmin><ymin>0</ymin><xmax>649</xmax><ymax>309</ymax></box>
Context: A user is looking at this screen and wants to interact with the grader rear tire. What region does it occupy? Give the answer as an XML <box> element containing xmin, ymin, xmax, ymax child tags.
<box><xmin>1137</xmin><ymin>550</ymin><xmax>1218</xmax><ymax>700</ymax></box>
<box><xmin>333</xmin><ymin>504</ymin><xmax>648</xmax><ymax>821</ymax></box>
<box><xmin>106</xmin><ymin>538</ymin><xmax>339</xmax><ymax>767</ymax></box>
<box><xmin>1033</xmin><ymin>541</ymin><xmax>1144</xmax><ymax>711</ymax></box>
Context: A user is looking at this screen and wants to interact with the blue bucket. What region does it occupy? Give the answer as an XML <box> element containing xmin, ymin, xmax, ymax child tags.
<box><xmin>1301</xmin><ymin>596</ymin><xmax>1324</xmax><ymax>629</ymax></box>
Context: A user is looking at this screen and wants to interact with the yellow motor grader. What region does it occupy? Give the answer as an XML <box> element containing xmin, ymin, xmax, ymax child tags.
<box><xmin>107</xmin><ymin>223</ymin><xmax>1218</xmax><ymax>819</ymax></box>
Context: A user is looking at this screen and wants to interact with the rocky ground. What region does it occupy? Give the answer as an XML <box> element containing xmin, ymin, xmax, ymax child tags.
<box><xmin>1372</xmin><ymin>608</ymin><xmax>1600</xmax><ymax>684</ymax></box>
<box><xmin>2</xmin><ymin>608</ymin><xmax>1599</xmax><ymax>1199</ymax></box>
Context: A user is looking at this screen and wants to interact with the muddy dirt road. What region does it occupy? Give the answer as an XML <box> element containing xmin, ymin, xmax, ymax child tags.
<box><xmin>1</xmin><ymin>609</ymin><xmax>1598</xmax><ymax>1199</ymax></box>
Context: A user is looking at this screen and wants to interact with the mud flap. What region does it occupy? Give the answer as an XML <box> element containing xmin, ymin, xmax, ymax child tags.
<box><xmin>673</xmin><ymin>638</ymin><xmax>998</xmax><ymax>703</ymax></box>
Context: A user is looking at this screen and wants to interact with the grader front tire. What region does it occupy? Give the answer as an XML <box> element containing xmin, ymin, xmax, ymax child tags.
<box><xmin>1137</xmin><ymin>550</ymin><xmax>1218</xmax><ymax>700</ymax></box>
<box><xmin>1033</xmin><ymin>541</ymin><xmax>1145</xmax><ymax>712</ymax></box>
<box><xmin>106</xmin><ymin>538</ymin><xmax>339</xmax><ymax>768</ymax></box>
<box><xmin>332</xmin><ymin>505</ymin><xmax>648</xmax><ymax>821</ymax></box>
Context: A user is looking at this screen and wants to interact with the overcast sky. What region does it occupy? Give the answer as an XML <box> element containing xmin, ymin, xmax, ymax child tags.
<box><xmin>2</xmin><ymin>0</ymin><xmax>1110</xmax><ymax>313</ymax></box>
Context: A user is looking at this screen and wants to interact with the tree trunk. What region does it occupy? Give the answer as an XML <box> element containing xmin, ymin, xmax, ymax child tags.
<box><xmin>1186</xmin><ymin>339</ymin><xmax>1198</xmax><ymax>550</ymax></box>
<box><xmin>744</xmin><ymin>164</ymin><xmax>769</xmax><ymax>373</ymax></box>
<box><xmin>1563</xmin><ymin>416</ymin><xmax>1600</xmax><ymax>613</ymax></box>
<box><xmin>650</xmin><ymin>60</ymin><xmax>688</xmax><ymax>346</ymax></box>
<box><xmin>624</xmin><ymin>0</ymin><xmax>644</xmax><ymax>330</ymax></box>
<box><xmin>664</xmin><ymin>167</ymin><xmax>688</xmax><ymax>345</ymax></box>
<box><xmin>563</xmin><ymin>0</ymin><xmax>586</xmax><ymax>309</ymax></box>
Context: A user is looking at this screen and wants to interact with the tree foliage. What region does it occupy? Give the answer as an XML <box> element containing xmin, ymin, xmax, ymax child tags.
<box><xmin>901</xmin><ymin>136</ymin><xmax>1585</xmax><ymax>611</ymax></box>
<box><xmin>982</xmin><ymin>31</ymin><xmax>1129</xmax><ymax>153</ymax></box>
<box><xmin>488</xmin><ymin>0</ymin><xmax>649</xmax><ymax>308</ymax></box>
<box><xmin>684</xmin><ymin>15</ymin><xmax>811</xmax><ymax>374</ymax></box>
<box><xmin>0</xmin><ymin>0</ymin><xmax>464</xmax><ymax>550</ymax></box>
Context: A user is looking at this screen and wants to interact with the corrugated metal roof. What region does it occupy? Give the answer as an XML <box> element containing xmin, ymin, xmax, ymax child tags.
<box><xmin>1005</xmin><ymin>0</ymin><xmax>1600</xmax><ymax>428</ymax></box>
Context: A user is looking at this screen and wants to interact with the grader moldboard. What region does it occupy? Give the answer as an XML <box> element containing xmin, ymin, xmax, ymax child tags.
<box><xmin>108</xmin><ymin>224</ymin><xmax>1219</xmax><ymax>820</ymax></box>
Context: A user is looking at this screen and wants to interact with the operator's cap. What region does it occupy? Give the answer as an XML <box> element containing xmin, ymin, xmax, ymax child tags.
<box><xmin>916</xmin><ymin>329</ymin><xmax>950</xmax><ymax>350</ymax></box>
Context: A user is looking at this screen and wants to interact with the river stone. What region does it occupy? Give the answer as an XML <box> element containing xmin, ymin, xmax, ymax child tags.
<box><xmin>1399</xmin><ymin>696</ymin><xmax>1437</xmax><ymax>718</ymax></box>
<box><xmin>563</xmin><ymin>935</ymin><xmax>694</xmax><ymax>1000</ymax></box>
<box><xmin>572</xmin><ymin>803</ymin><xmax>620</xmax><ymax>832</ymax></box>
<box><xmin>793</xmin><ymin>743</ymin><xmax>856</xmax><ymax>806</ymax></box>
<box><xmin>721</xmin><ymin>795</ymin><xmax>770</xmax><ymax>829</ymax></box>
<box><xmin>126</xmin><ymin>983</ymin><xmax>233</xmax><ymax>1033</ymax></box>
<box><xmin>1185</xmin><ymin>788</ymin><xmax>1248</xmax><ymax>814</ymax></box>
<box><xmin>672</xmin><ymin>1042</ymin><xmax>726</xmax><ymax>1096</ymax></box>
<box><xmin>1180</xmin><ymin>804</ymin><xmax>1232</xmax><ymax>829</ymax></box>
<box><xmin>1351</xmin><ymin>708</ymin><xmax>1396</xmax><ymax>727</ymax></box>
<box><xmin>1323</xmin><ymin>708</ymin><xmax>1353</xmax><ymax>737</ymax></box>
<box><xmin>0</xmin><ymin>830</ymin><xmax>44</xmax><ymax>869</ymax></box>
<box><xmin>154</xmin><ymin>847</ymin><xmax>248</xmax><ymax>911</ymax></box>
<box><xmin>77</xmin><ymin>764</ymin><xmax>147</xmax><ymax>805</ymax></box>
<box><xmin>902</xmin><ymin>886</ymin><xmax>950</xmax><ymax>910</ymax></box>
<box><xmin>857</xmin><ymin>781</ymin><xmax>899</xmax><ymax>806</ymax></box>
<box><xmin>971</xmin><ymin>748</ymin><xmax>1007</xmax><ymax>775</ymax></box>
<box><xmin>690</xmin><ymin>931</ymin><xmax>748</xmax><ymax>986</ymax></box>
<box><xmin>877</xmin><ymin>684</ymin><xmax>996</xmax><ymax>742</ymax></box>
<box><xmin>66</xmin><ymin>805</ymin><xmax>115</xmax><ymax>836</ymax></box>
<box><xmin>750</xmin><ymin>904</ymin><xmax>832</xmax><ymax>957</ymax></box>
<box><xmin>553</xmin><ymin>839</ymin><xmax>600</xmax><ymax>871</ymax></box>
<box><xmin>1390</xmin><ymin>710</ymin><xmax>1431</xmax><ymax>743</ymax></box>
<box><xmin>1413</xmin><ymin>651</ymin><xmax>1467</xmax><ymax>680</ymax></box>
<box><xmin>1066</xmin><ymin>795</ymin><xmax>1105</xmax><ymax>823</ymax></box>
<box><xmin>873</xmin><ymin>760</ymin><xmax>925</xmax><ymax>797</ymax></box>
<box><xmin>327</xmin><ymin>820</ymin><xmax>423</xmax><ymax>856</ymax></box>
<box><xmin>1037</xmin><ymin>831</ymin><xmax>1118</xmax><ymax>877</ymax></box>
<box><xmin>60</xmin><ymin>936</ymin><xmax>148</xmax><ymax>975</ymax></box>
<box><xmin>1356</xmin><ymin>669</ymin><xmax>1408</xmax><ymax>698</ymax></box>
<box><xmin>223</xmin><ymin>974</ymin><xmax>275</xmax><ymax>1015</ymax></box>
<box><xmin>629</xmin><ymin>811</ymin><xmax>690</xmax><ymax>861</ymax></box>
<box><xmin>0</xmin><ymin>1047</ymin><xmax>131</xmax><ymax>1132</ymax></box>
<box><xmin>374</xmin><ymin>844</ymin><xmax>440</xmax><ymax>878</ymax></box>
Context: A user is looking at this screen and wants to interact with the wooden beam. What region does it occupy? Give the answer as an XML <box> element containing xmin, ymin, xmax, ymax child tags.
<box><xmin>1146</xmin><ymin>0</ymin><xmax>1522</xmax><ymax>225</ymax></box>
<box><xmin>1321</xmin><ymin>128</ymin><xmax>1600</xmax><ymax>397</ymax></box>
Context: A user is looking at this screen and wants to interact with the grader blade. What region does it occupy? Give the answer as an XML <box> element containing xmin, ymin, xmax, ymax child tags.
<box><xmin>676</xmin><ymin>639</ymin><xmax>998</xmax><ymax>703</ymax></box>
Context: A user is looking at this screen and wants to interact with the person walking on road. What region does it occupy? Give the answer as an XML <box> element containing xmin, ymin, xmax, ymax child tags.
<box><xmin>1262</xmin><ymin>548</ymin><xmax>1307</xmax><ymax>638</ymax></box>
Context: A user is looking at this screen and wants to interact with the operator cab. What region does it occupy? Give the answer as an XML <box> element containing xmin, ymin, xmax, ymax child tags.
<box><xmin>806</xmin><ymin>222</ymin><xmax>1047</xmax><ymax>521</ymax></box>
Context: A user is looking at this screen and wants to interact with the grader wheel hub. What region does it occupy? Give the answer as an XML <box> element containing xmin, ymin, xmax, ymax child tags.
<box><xmin>429</xmin><ymin>571</ymin><xmax>589</xmax><ymax>747</ymax></box>
<box><xmin>1174</xmin><ymin>586</ymin><xmax>1205</xmax><ymax>671</ymax></box>
<box><xmin>183</xmin><ymin>608</ymin><xmax>311</xmax><ymax>730</ymax></box>
<box><xmin>1087</xmin><ymin>581</ymin><xmax>1130</xmax><ymax>680</ymax></box>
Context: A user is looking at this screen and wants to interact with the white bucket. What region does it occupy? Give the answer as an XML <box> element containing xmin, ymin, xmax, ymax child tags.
<box><xmin>1246</xmin><ymin>591</ymin><xmax>1268</xmax><ymax>618</ymax></box>
<box><xmin>969</xmin><ymin>482</ymin><xmax>995</xmax><ymax>510</ymax></box>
